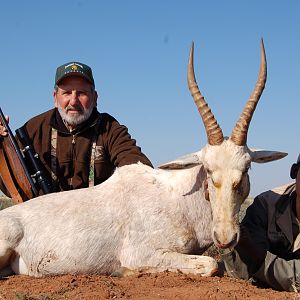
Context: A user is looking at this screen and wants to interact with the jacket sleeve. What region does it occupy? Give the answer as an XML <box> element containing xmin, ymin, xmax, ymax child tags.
<box><xmin>103</xmin><ymin>115</ymin><xmax>153</xmax><ymax>168</ymax></box>
<box><xmin>253</xmin><ymin>251</ymin><xmax>300</xmax><ymax>292</ymax></box>
<box><xmin>222</xmin><ymin>195</ymin><xmax>300</xmax><ymax>292</ymax></box>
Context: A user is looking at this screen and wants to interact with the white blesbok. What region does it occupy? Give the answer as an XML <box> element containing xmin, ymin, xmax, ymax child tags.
<box><xmin>0</xmin><ymin>39</ymin><xmax>286</xmax><ymax>278</ymax></box>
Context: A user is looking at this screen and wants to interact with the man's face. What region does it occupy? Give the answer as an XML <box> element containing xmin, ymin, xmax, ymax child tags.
<box><xmin>54</xmin><ymin>76</ymin><xmax>97</xmax><ymax>129</ymax></box>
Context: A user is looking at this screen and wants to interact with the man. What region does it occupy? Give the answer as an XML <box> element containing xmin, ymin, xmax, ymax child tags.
<box><xmin>0</xmin><ymin>61</ymin><xmax>152</xmax><ymax>196</ymax></box>
<box><xmin>221</xmin><ymin>154</ymin><xmax>300</xmax><ymax>292</ymax></box>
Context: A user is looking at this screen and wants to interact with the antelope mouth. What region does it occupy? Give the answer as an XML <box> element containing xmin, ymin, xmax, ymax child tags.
<box><xmin>214</xmin><ymin>232</ymin><xmax>238</xmax><ymax>249</ymax></box>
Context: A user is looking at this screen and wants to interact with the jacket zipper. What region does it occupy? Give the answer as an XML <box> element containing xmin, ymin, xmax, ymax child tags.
<box><xmin>54</xmin><ymin>116</ymin><xmax>100</xmax><ymax>190</ymax></box>
<box><xmin>69</xmin><ymin>134</ymin><xmax>76</xmax><ymax>188</ymax></box>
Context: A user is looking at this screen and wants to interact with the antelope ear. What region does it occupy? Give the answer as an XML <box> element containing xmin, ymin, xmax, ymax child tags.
<box><xmin>158</xmin><ymin>152</ymin><xmax>202</xmax><ymax>169</ymax></box>
<box><xmin>250</xmin><ymin>149</ymin><xmax>288</xmax><ymax>163</ymax></box>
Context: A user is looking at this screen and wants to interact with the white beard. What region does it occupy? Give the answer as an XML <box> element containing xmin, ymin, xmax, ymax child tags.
<box><xmin>58</xmin><ymin>104</ymin><xmax>94</xmax><ymax>127</ymax></box>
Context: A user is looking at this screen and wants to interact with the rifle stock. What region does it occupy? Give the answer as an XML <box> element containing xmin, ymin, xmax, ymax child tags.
<box><xmin>0</xmin><ymin>108</ymin><xmax>38</xmax><ymax>202</ymax></box>
<box><xmin>0</xmin><ymin>146</ymin><xmax>25</xmax><ymax>203</ymax></box>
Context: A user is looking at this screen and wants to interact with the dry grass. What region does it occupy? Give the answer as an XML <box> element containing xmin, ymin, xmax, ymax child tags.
<box><xmin>239</xmin><ymin>197</ymin><xmax>254</xmax><ymax>222</ymax></box>
<box><xmin>0</xmin><ymin>195</ymin><xmax>14</xmax><ymax>210</ymax></box>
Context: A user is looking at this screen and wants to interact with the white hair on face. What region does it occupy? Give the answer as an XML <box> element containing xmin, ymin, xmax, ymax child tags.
<box><xmin>57</xmin><ymin>104</ymin><xmax>94</xmax><ymax>127</ymax></box>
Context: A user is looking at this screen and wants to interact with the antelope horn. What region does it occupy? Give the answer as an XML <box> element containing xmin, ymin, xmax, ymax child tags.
<box><xmin>188</xmin><ymin>42</ymin><xmax>224</xmax><ymax>145</ymax></box>
<box><xmin>230</xmin><ymin>38</ymin><xmax>267</xmax><ymax>146</ymax></box>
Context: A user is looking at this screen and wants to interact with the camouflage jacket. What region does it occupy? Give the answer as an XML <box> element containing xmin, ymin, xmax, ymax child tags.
<box><xmin>222</xmin><ymin>183</ymin><xmax>300</xmax><ymax>292</ymax></box>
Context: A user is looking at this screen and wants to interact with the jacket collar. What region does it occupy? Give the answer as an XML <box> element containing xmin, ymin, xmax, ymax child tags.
<box><xmin>50</xmin><ymin>108</ymin><xmax>100</xmax><ymax>135</ymax></box>
<box><xmin>275</xmin><ymin>184</ymin><xmax>297</xmax><ymax>245</ymax></box>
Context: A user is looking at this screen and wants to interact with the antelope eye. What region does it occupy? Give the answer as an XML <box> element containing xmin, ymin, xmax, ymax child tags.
<box><xmin>232</xmin><ymin>180</ymin><xmax>240</xmax><ymax>189</ymax></box>
<box><xmin>206</xmin><ymin>168</ymin><xmax>212</xmax><ymax>175</ymax></box>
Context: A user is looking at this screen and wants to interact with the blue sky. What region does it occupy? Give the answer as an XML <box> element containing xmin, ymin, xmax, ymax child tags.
<box><xmin>0</xmin><ymin>1</ymin><xmax>299</xmax><ymax>196</ymax></box>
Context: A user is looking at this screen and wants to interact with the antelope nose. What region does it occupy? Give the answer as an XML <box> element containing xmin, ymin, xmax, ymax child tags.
<box><xmin>214</xmin><ymin>231</ymin><xmax>238</xmax><ymax>249</ymax></box>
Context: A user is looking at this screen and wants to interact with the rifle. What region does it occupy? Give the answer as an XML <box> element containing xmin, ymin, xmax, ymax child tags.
<box><xmin>15</xmin><ymin>127</ymin><xmax>53</xmax><ymax>195</ymax></box>
<box><xmin>0</xmin><ymin>108</ymin><xmax>53</xmax><ymax>203</ymax></box>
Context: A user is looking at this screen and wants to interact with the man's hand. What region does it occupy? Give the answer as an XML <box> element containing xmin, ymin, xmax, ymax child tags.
<box><xmin>0</xmin><ymin>115</ymin><xmax>9</xmax><ymax>137</ymax></box>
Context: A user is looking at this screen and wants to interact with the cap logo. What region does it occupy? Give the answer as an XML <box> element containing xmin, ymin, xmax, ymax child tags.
<box><xmin>64</xmin><ymin>63</ymin><xmax>83</xmax><ymax>70</ymax></box>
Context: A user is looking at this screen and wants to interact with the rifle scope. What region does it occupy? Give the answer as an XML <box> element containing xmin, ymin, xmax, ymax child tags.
<box><xmin>16</xmin><ymin>128</ymin><xmax>53</xmax><ymax>195</ymax></box>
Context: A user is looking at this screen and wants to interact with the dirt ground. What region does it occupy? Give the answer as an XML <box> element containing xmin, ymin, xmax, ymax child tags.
<box><xmin>0</xmin><ymin>272</ymin><xmax>298</xmax><ymax>300</ymax></box>
<box><xmin>0</xmin><ymin>198</ymin><xmax>298</xmax><ymax>299</ymax></box>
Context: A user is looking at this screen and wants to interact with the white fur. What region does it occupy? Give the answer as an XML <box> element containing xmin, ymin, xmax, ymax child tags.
<box><xmin>0</xmin><ymin>139</ymin><xmax>286</xmax><ymax>277</ymax></box>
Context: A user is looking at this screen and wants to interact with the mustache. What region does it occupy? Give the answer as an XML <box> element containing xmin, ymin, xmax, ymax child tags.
<box><xmin>65</xmin><ymin>105</ymin><xmax>83</xmax><ymax>113</ymax></box>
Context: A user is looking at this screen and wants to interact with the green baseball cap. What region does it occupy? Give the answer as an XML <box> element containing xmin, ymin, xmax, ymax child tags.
<box><xmin>55</xmin><ymin>61</ymin><xmax>95</xmax><ymax>87</ymax></box>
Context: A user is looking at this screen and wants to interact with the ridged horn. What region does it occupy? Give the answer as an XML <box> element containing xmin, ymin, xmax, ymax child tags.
<box><xmin>230</xmin><ymin>38</ymin><xmax>267</xmax><ymax>146</ymax></box>
<box><xmin>188</xmin><ymin>42</ymin><xmax>224</xmax><ymax>145</ymax></box>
